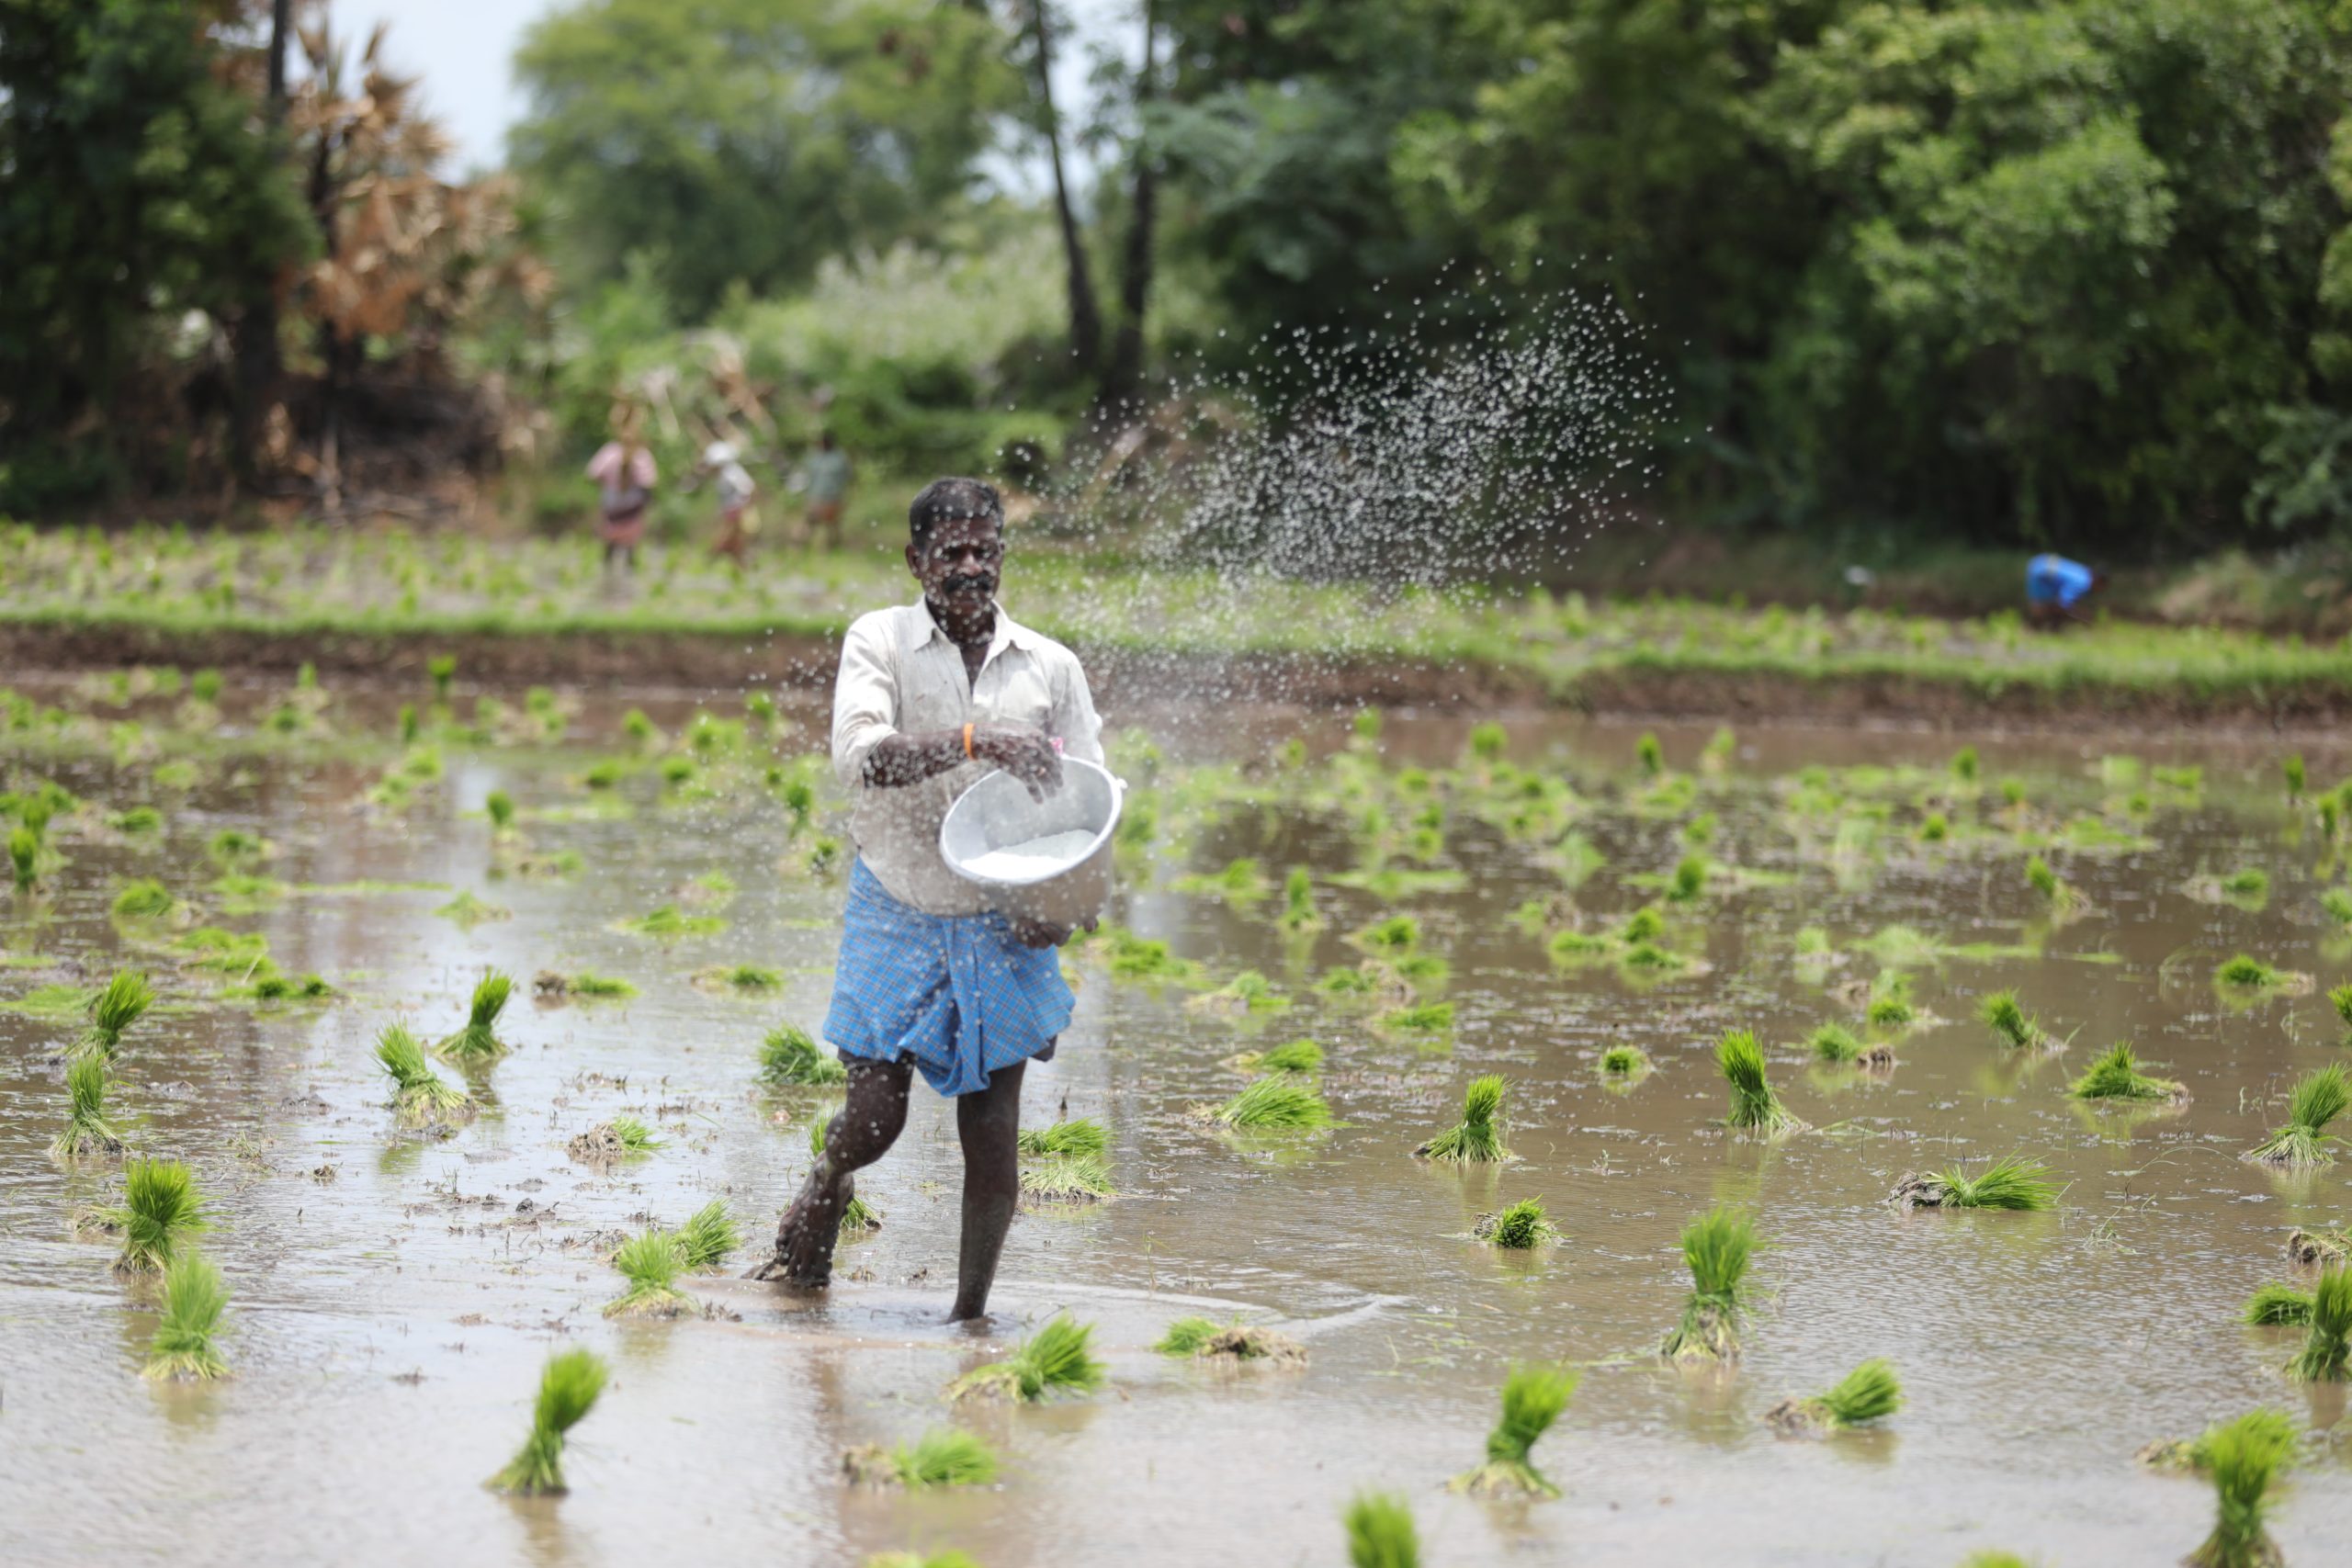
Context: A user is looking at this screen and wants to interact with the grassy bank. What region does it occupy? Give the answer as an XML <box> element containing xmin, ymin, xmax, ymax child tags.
<box><xmin>4</xmin><ymin>522</ymin><xmax>2349</xmax><ymax>722</ymax></box>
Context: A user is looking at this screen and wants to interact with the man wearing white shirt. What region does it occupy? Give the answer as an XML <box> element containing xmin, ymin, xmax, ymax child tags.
<box><xmin>751</xmin><ymin>477</ymin><xmax>1102</xmax><ymax>1322</ymax></box>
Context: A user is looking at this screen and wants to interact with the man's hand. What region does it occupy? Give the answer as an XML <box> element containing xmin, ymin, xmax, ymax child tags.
<box><xmin>974</xmin><ymin>725</ymin><xmax>1062</xmax><ymax>801</ymax></box>
<box><xmin>1010</xmin><ymin>914</ymin><xmax>1095</xmax><ymax>949</ymax></box>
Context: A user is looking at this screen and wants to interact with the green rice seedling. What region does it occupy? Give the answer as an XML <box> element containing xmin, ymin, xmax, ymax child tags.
<box><xmin>1636</xmin><ymin>731</ymin><xmax>1664</xmax><ymax>777</ymax></box>
<box><xmin>375</xmin><ymin>1023</ymin><xmax>474</xmax><ymax>1122</ymax></box>
<box><xmin>1600</xmin><ymin>1043</ymin><xmax>1649</xmax><ymax>1077</ymax></box>
<box><xmin>427</xmin><ymin>653</ymin><xmax>457</xmax><ymax>702</ymax></box>
<box><xmin>8</xmin><ymin>824</ymin><xmax>40</xmax><ymax>892</ymax></box>
<box><xmin>2290</xmin><ymin>1264</ymin><xmax>2352</xmax><ymax>1382</ymax></box>
<box><xmin>1668</xmin><ymin>854</ymin><xmax>1708</xmax><ymax>901</ymax></box>
<box><xmin>841</xmin><ymin>1427</ymin><xmax>1001</xmax><ymax>1491</ymax></box>
<box><xmin>2215</xmin><ymin>954</ymin><xmax>2296</xmax><ymax>990</ymax></box>
<box><xmin>1479</xmin><ymin>1198</ymin><xmax>1558</xmax><ymax>1249</ymax></box>
<box><xmin>2068</xmin><ymin>1042</ymin><xmax>2185</xmax><ymax>1102</ymax></box>
<box><xmin>1215</xmin><ymin>1075</ymin><xmax>1332</xmax><ymax>1130</ymax></box>
<box><xmin>1377</xmin><ymin>999</ymin><xmax>1455</xmax><ymax>1035</ymax></box>
<box><xmin>1416</xmin><ymin>1076</ymin><xmax>1510</xmax><ymax>1161</ymax></box>
<box><xmin>1155</xmin><ymin>1316</ymin><xmax>1220</xmax><ymax>1355</ymax></box>
<box><xmin>141</xmin><ymin>1250</ymin><xmax>231</xmax><ymax>1381</ymax></box>
<box><xmin>1279</xmin><ymin>866</ymin><xmax>1322</xmax><ymax>932</ymax></box>
<box><xmin>673</xmin><ymin>1199</ymin><xmax>740</xmax><ymax>1270</ymax></box>
<box><xmin>1344</xmin><ymin>1492</ymin><xmax>1420</xmax><ymax>1568</ymax></box>
<box><xmin>1017</xmin><ymin>1119</ymin><xmax>1107</xmax><ymax>1158</ymax></box>
<box><xmin>1917</xmin><ymin>812</ymin><xmax>1950</xmax><ymax>842</ymax></box>
<box><xmin>758</xmin><ymin>1023</ymin><xmax>847</xmax><ymax>1087</ymax></box>
<box><xmin>51</xmin><ymin>1053</ymin><xmax>124</xmax><ymax>1159</ymax></box>
<box><xmin>1353</xmin><ymin>914</ymin><xmax>1421</xmax><ymax>955</ymax></box>
<box><xmin>434</xmin><ymin>890</ymin><xmax>509</xmax><ymax>927</ymax></box>
<box><xmin>434</xmin><ymin>970</ymin><xmax>513</xmax><ymax>1064</ymax></box>
<box><xmin>569</xmin><ymin>1114</ymin><xmax>662</xmax><ymax>1163</ymax></box>
<box><xmin>104</xmin><ymin>1156</ymin><xmax>207</xmax><ymax>1276</ymax></box>
<box><xmin>1977</xmin><ymin>990</ymin><xmax>2047</xmax><ymax>1052</ymax></box>
<box><xmin>1894</xmin><ymin>1155</ymin><xmax>2060</xmax><ymax>1211</ymax></box>
<box><xmin>1174</xmin><ymin>856</ymin><xmax>1271</xmax><ymax>904</ymax></box>
<box><xmin>1719</xmin><ymin>1029</ymin><xmax>1804</xmax><ymax>1135</ymax></box>
<box><xmin>605</xmin><ymin>1227</ymin><xmax>695</xmax><ymax>1317</ymax></box>
<box><xmin>701</xmin><ymin>964</ymin><xmax>784</xmax><ymax>991</ymax></box>
<box><xmin>2243</xmin><ymin>1281</ymin><xmax>2313</xmax><ymax>1325</ymax></box>
<box><xmin>2185</xmin><ymin>1408</ymin><xmax>2298</xmax><ymax>1568</ymax></box>
<box><xmin>110</xmin><ymin>878</ymin><xmax>180</xmax><ymax>920</ymax></box>
<box><xmin>2246</xmin><ymin>1065</ymin><xmax>2349</xmax><ymax>1168</ymax></box>
<box><xmin>1019</xmin><ymin>1149</ymin><xmax>1114</xmax><ymax>1201</ymax></box>
<box><xmin>1660</xmin><ymin>1207</ymin><xmax>1757</xmax><ymax>1361</ymax></box>
<box><xmin>236</xmin><ymin>968</ymin><xmax>333</xmax><ymax>1004</ymax></box>
<box><xmin>2285</xmin><ymin>754</ymin><xmax>2306</xmax><ymax>797</ymax></box>
<box><xmin>2335</xmin><ymin>983</ymin><xmax>2352</xmax><ymax>1032</ymax></box>
<box><xmin>1766</xmin><ymin>1359</ymin><xmax>1903</xmax><ymax>1435</ymax></box>
<box><xmin>1950</xmin><ymin>746</ymin><xmax>1979</xmax><ymax>783</ymax></box>
<box><xmin>1809</xmin><ymin>1022</ymin><xmax>1866</xmax><ymax>1064</ymax></box>
<box><xmin>2024</xmin><ymin>854</ymin><xmax>2084</xmax><ymax>912</ymax></box>
<box><xmin>1188</xmin><ymin>967</ymin><xmax>1288</xmax><ymax>1015</ymax></box>
<box><xmin>1233</xmin><ymin>1038</ymin><xmax>1323</xmax><ymax>1075</ymax></box>
<box><xmin>807</xmin><ymin>1120</ymin><xmax>877</xmax><ymax>1231</ymax></box>
<box><xmin>71</xmin><ymin>970</ymin><xmax>153</xmax><ymax>1061</ymax></box>
<box><xmin>2288</xmin><ymin>1227</ymin><xmax>2349</xmax><ymax>1267</ymax></box>
<box><xmin>535</xmin><ymin>970</ymin><xmax>639</xmax><ymax>1000</ymax></box>
<box><xmin>1449</xmin><ymin>1363</ymin><xmax>1578</xmax><ymax>1496</ymax></box>
<box><xmin>1621</xmin><ymin>904</ymin><xmax>1667</xmax><ymax>943</ymax></box>
<box><xmin>206</xmin><ymin>828</ymin><xmax>266</xmax><ymax>871</ymax></box>
<box><xmin>2222</xmin><ymin>868</ymin><xmax>2268</xmax><ymax>898</ymax></box>
<box><xmin>621</xmin><ymin>904</ymin><xmax>727</xmax><ymax>937</ymax></box>
<box><xmin>487</xmin><ymin>1348</ymin><xmax>608</xmax><ymax>1495</ymax></box>
<box><xmin>2321</xmin><ymin>891</ymin><xmax>2352</xmax><ymax>926</ymax></box>
<box><xmin>485</xmin><ymin>790</ymin><xmax>516</xmax><ymax>832</ymax></box>
<box><xmin>112</xmin><ymin>806</ymin><xmax>163</xmax><ymax>834</ymax></box>
<box><xmin>947</xmin><ymin>1313</ymin><xmax>1106</xmax><ymax>1403</ymax></box>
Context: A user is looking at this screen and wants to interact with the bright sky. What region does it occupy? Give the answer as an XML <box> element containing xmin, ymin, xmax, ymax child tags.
<box><xmin>333</xmin><ymin>0</ymin><xmax>1136</xmax><ymax>189</ymax></box>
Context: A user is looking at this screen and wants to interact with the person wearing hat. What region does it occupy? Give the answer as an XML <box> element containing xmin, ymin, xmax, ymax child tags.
<box><xmin>690</xmin><ymin>439</ymin><xmax>759</xmax><ymax>564</ymax></box>
<box><xmin>750</xmin><ymin>476</ymin><xmax>1102</xmax><ymax>1322</ymax></box>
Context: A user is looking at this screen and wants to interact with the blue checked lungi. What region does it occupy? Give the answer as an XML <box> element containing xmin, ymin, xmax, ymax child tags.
<box><xmin>824</xmin><ymin>858</ymin><xmax>1074</xmax><ymax>1096</ymax></box>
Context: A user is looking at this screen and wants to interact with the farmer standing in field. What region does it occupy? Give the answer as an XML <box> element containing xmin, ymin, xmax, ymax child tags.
<box><xmin>801</xmin><ymin>429</ymin><xmax>853</xmax><ymax>553</ymax></box>
<box><xmin>751</xmin><ymin>476</ymin><xmax>1102</xmax><ymax>1322</ymax></box>
<box><xmin>586</xmin><ymin>402</ymin><xmax>657</xmax><ymax>572</ymax></box>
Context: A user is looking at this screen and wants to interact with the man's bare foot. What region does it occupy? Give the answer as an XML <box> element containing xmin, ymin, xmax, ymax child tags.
<box><xmin>745</xmin><ymin>1173</ymin><xmax>847</xmax><ymax>1286</ymax></box>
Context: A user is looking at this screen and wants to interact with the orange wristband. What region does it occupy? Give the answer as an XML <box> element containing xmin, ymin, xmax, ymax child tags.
<box><xmin>962</xmin><ymin>722</ymin><xmax>975</xmax><ymax>760</ymax></box>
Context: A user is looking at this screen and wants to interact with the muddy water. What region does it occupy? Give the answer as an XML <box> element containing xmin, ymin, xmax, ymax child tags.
<box><xmin>6</xmin><ymin>680</ymin><xmax>2352</xmax><ymax>1566</ymax></box>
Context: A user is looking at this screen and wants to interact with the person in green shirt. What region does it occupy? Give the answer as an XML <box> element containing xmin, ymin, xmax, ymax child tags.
<box><xmin>801</xmin><ymin>430</ymin><xmax>853</xmax><ymax>553</ymax></box>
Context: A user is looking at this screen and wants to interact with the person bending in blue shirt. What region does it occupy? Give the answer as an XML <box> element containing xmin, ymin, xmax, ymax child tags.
<box><xmin>2025</xmin><ymin>554</ymin><xmax>2103</xmax><ymax>628</ymax></box>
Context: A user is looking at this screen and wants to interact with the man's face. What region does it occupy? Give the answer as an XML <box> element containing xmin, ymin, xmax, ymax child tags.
<box><xmin>909</xmin><ymin>514</ymin><xmax>1005</xmax><ymax>611</ymax></box>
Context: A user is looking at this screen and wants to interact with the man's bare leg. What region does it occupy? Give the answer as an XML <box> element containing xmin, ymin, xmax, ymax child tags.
<box><xmin>749</xmin><ymin>1057</ymin><xmax>910</xmax><ymax>1286</ymax></box>
<box><xmin>948</xmin><ymin>1058</ymin><xmax>1026</xmax><ymax>1322</ymax></box>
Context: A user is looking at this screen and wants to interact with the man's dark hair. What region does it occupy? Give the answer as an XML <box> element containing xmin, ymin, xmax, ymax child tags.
<box><xmin>909</xmin><ymin>477</ymin><xmax>1004</xmax><ymax>550</ymax></box>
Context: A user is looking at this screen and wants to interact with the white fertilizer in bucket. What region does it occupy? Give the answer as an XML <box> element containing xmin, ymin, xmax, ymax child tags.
<box><xmin>939</xmin><ymin>756</ymin><xmax>1123</xmax><ymax>926</ymax></box>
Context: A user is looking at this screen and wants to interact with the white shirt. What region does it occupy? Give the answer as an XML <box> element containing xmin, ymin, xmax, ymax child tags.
<box><xmin>832</xmin><ymin>598</ymin><xmax>1104</xmax><ymax>915</ymax></box>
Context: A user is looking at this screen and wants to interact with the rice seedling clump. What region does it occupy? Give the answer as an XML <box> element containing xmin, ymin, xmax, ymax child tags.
<box><xmin>1718</xmin><ymin>1030</ymin><xmax>1805</xmax><ymax>1135</ymax></box>
<box><xmin>1977</xmin><ymin>990</ymin><xmax>2048</xmax><ymax>1052</ymax></box>
<box><xmin>375</xmin><ymin>1023</ymin><xmax>475</xmax><ymax>1122</ymax></box>
<box><xmin>1477</xmin><ymin>1197</ymin><xmax>1559</xmax><ymax>1249</ymax></box>
<box><xmin>104</xmin><ymin>1156</ymin><xmax>208</xmax><ymax>1276</ymax></box>
<box><xmin>2243</xmin><ymin>1281</ymin><xmax>2313</xmax><ymax>1325</ymax></box>
<box><xmin>673</xmin><ymin>1199</ymin><xmax>740</xmax><ymax>1270</ymax></box>
<box><xmin>841</xmin><ymin>1427</ymin><xmax>1000</xmax><ymax>1491</ymax></box>
<box><xmin>2289</xmin><ymin>1264</ymin><xmax>2352</xmax><ymax>1382</ymax></box>
<box><xmin>1600</xmin><ymin>1043</ymin><xmax>1649</xmax><ymax>1077</ymax></box>
<box><xmin>1233</xmin><ymin>1038</ymin><xmax>1323</xmax><ymax>1075</ymax></box>
<box><xmin>569</xmin><ymin>1114</ymin><xmax>662</xmax><ymax>1163</ymax></box>
<box><xmin>2185</xmin><ymin>1408</ymin><xmax>2297</xmax><ymax>1568</ymax></box>
<box><xmin>1765</xmin><ymin>1359</ymin><xmax>1903</xmax><ymax>1436</ymax></box>
<box><xmin>50</xmin><ymin>1053</ymin><xmax>124</xmax><ymax>1159</ymax></box>
<box><xmin>1019</xmin><ymin>1148</ymin><xmax>1114</xmax><ymax>1201</ymax></box>
<box><xmin>1153</xmin><ymin>1316</ymin><xmax>1306</xmax><ymax>1364</ymax></box>
<box><xmin>2246</xmin><ymin>1065</ymin><xmax>2349</xmax><ymax>1168</ymax></box>
<box><xmin>488</xmin><ymin>1348</ymin><xmax>608</xmax><ymax>1495</ymax></box>
<box><xmin>1448</xmin><ymin>1364</ymin><xmax>1578</xmax><ymax>1496</ymax></box>
<box><xmin>2068</xmin><ymin>1043</ymin><xmax>2185</xmax><ymax>1102</ymax></box>
<box><xmin>1344</xmin><ymin>1492</ymin><xmax>1420</xmax><ymax>1568</ymax></box>
<box><xmin>1891</xmin><ymin>1155</ymin><xmax>2059</xmax><ymax>1212</ymax></box>
<box><xmin>141</xmin><ymin>1251</ymin><xmax>231</xmax><ymax>1381</ymax></box>
<box><xmin>1214</xmin><ymin>1074</ymin><xmax>1332</xmax><ymax>1131</ymax></box>
<box><xmin>947</xmin><ymin>1314</ymin><xmax>1106</xmax><ymax>1404</ymax></box>
<box><xmin>71</xmin><ymin>970</ymin><xmax>153</xmax><ymax>1061</ymax></box>
<box><xmin>1660</xmin><ymin>1207</ymin><xmax>1757</xmax><ymax>1361</ymax></box>
<box><xmin>434</xmin><ymin>970</ymin><xmax>513</xmax><ymax>1063</ymax></box>
<box><xmin>1415</xmin><ymin>1076</ymin><xmax>1510</xmax><ymax>1161</ymax></box>
<box><xmin>758</xmin><ymin>1024</ymin><xmax>847</xmax><ymax>1087</ymax></box>
<box><xmin>605</xmin><ymin>1228</ymin><xmax>696</xmax><ymax>1318</ymax></box>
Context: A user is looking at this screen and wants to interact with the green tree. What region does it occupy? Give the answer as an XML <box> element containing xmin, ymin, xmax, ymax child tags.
<box><xmin>0</xmin><ymin>0</ymin><xmax>311</xmax><ymax>507</ymax></box>
<box><xmin>510</xmin><ymin>0</ymin><xmax>1019</xmax><ymax>321</ymax></box>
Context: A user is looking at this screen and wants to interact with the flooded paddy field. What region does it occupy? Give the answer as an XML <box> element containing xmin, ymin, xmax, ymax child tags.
<box><xmin>6</xmin><ymin>667</ymin><xmax>2352</xmax><ymax>1565</ymax></box>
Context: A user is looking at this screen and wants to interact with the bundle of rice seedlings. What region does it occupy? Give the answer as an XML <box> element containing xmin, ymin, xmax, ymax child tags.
<box><xmin>1977</xmin><ymin>990</ymin><xmax>2048</xmax><ymax>1052</ymax></box>
<box><xmin>1951</xmin><ymin>745</ymin><xmax>1980</xmax><ymax>783</ymax></box>
<box><xmin>110</xmin><ymin>878</ymin><xmax>182</xmax><ymax>922</ymax></box>
<box><xmin>8</xmin><ymin>824</ymin><xmax>40</xmax><ymax>892</ymax></box>
<box><xmin>1808</xmin><ymin>1023</ymin><xmax>1866</xmax><ymax>1064</ymax></box>
<box><xmin>1415</xmin><ymin>1076</ymin><xmax>1510</xmax><ymax>1161</ymax></box>
<box><xmin>2222</xmin><ymin>868</ymin><xmax>2269</xmax><ymax>898</ymax></box>
<box><xmin>1017</xmin><ymin>1118</ymin><xmax>1107</xmax><ymax>1157</ymax></box>
<box><xmin>1377</xmin><ymin>1000</ymin><xmax>1455</xmax><ymax>1034</ymax></box>
<box><xmin>2330</xmin><ymin>982</ymin><xmax>2352</xmax><ymax>1033</ymax></box>
<box><xmin>104</xmin><ymin>1156</ymin><xmax>208</xmax><ymax>1276</ymax></box>
<box><xmin>1764</xmin><ymin>1359</ymin><xmax>1903</xmax><ymax>1435</ymax></box>
<box><xmin>1352</xmin><ymin>914</ymin><xmax>1422</xmax><ymax>955</ymax></box>
<box><xmin>1344</xmin><ymin>1492</ymin><xmax>1420</xmax><ymax>1568</ymax></box>
<box><xmin>1659</xmin><ymin>1207</ymin><xmax>1757</xmax><ymax>1361</ymax></box>
<box><xmin>1621</xmin><ymin>905</ymin><xmax>1667</xmax><ymax>943</ymax></box>
<box><xmin>1477</xmin><ymin>1198</ymin><xmax>1559</xmax><ymax>1249</ymax></box>
<box><xmin>2024</xmin><ymin>854</ymin><xmax>2085</xmax><ymax>913</ymax></box>
<box><xmin>1891</xmin><ymin>1155</ymin><xmax>2060</xmax><ymax>1212</ymax></box>
<box><xmin>1231</xmin><ymin>1038</ymin><xmax>1323</xmax><ymax>1075</ymax></box>
<box><xmin>569</xmin><ymin>1115</ymin><xmax>662</xmax><ymax>1164</ymax></box>
<box><xmin>673</xmin><ymin>1199</ymin><xmax>740</xmax><ymax>1271</ymax></box>
<box><xmin>1188</xmin><ymin>968</ymin><xmax>1288</xmax><ymax>1015</ymax></box>
<box><xmin>1448</xmin><ymin>1363</ymin><xmax>1578</xmax><ymax>1496</ymax></box>
<box><xmin>50</xmin><ymin>1053</ymin><xmax>125</xmax><ymax>1159</ymax></box>
<box><xmin>2246</xmin><ymin>1065</ymin><xmax>2349</xmax><ymax>1168</ymax></box>
<box><xmin>434</xmin><ymin>970</ymin><xmax>513</xmax><ymax>1064</ymax></box>
<box><xmin>808</xmin><ymin>1119</ymin><xmax>878</xmax><ymax>1231</ymax></box>
<box><xmin>70</xmin><ymin>970</ymin><xmax>153</xmax><ymax>1062</ymax></box>
<box><xmin>141</xmin><ymin>1250</ymin><xmax>231</xmax><ymax>1381</ymax></box>
<box><xmin>1278</xmin><ymin>867</ymin><xmax>1323</xmax><ymax>932</ymax></box>
<box><xmin>1636</xmin><ymin>732</ymin><xmax>1665</xmax><ymax>776</ymax></box>
<box><xmin>2068</xmin><ymin>1043</ymin><xmax>2186</xmax><ymax>1103</ymax></box>
<box><xmin>1864</xmin><ymin>993</ymin><xmax>1914</xmax><ymax>1029</ymax></box>
<box><xmin>947</xmin><ymin>1314</ymin><xmax>1106</xmax><ymax>1403</ymax></box>
<box><xmin>758</xmin><ymin>1023</ymin><xmax>847</xmax><ymax>1087</ymax></box>
<box><xmin>238</xmin><ymin>968</ymin><xmax>333</xmax><ymax>1004</ymax></box>
<box><xmin>1668</xmin><ymin>854</ymin><xmax>1708</xmax><ymax>901</ymax></box>
<box><xmin>1153</xmin><ymin>1316</ymin><xmax>1306</xmax><ymax>1363</ymax></box>
<box><xmin>534</xmin><ymin>969</ymin><xmax>639</xmax><ymax>1000</ymax></box>
<box><xmin>434</xmin><ymin>890</ymin><xmax>509</xmax><ymax>927</ymax></box>
<box><xmin>375</xmin><ymin>1023</ymin><xmax>475</xmax><ymax>1122</ymax></box>
<box><xmin>484</xmin><ymin>790</ymin><xmax>516</xmax><ymax>834</ymax></box>
<box><xmin>621</xmin><ymin>904</ymin><xmax>727</xmax><ymax>937</ymax></box>
<box><xmin>2289</xmin><ymin>1227</ymin><xmax>2349</xmax><ymax>1267</ymax></box>
<box><xmin>841</xmin><ymin>1427</ymin><xmax>1001</xmax><ymax>1490</ymax></box>
<box><xmin>2243</xmin><ymin>1282</ymin><xmax>2313</xmax><ymax>1325</ymax></box>
<box><xmin>605</xmin><ymin>1228</ymin><xmax>695</xmax><ymax>1317</ymax></box>
<box><xmin>2215</xmin><ymin>954</ymin><xmax>2304</xmax><ymax>992</ymax></box>
<box><xmin>2321</xmin><ymin>892</ymin><xmax>2352</xmax><ymax>927</ymax></box>
<box><xmin>1600</xmin><ymin>1043</ymin><xmax>1650</xmax><ymax>1077</ymax></box>
<box><xmin>2289</xmin><ymin>1264</ymin><xmax>2352</xmax><ymax>1382</ymax></box>
<box><xmin>206</xmin><ymin>828</ymin><xmax>266</xmax><ymax>871</ymax></box>
<box><xmin>487</xmin><ymin>1348</ymin><xmax>607</xmax><ymax>1495</ymax></box>
<box><xmin>2185</xmin><ymin>1408</ymin><xmax>2298</xmax><ymax>1568</ymax></box>
<box><xmin>1154</xmin><ymin>1316</ymin><xmax>1222</xmax><ymax>1356</ymax></box>
<box><xmin>2284</xmin><ymin>754</ymin><xmax>2306</xmax><ymax>796</ymax></box>
<box><xmin>1019</xmin><ymin>1149</ymin><xmax>1114</xmax><ymax>1201</ymax></box>
<box><xmin>1214</xmin><ymin>1075</ymin><xmax>1332</xmax><ymax>1131</ymax></box>
<box><xmin>1719</xmin><ymin>1030</ymin><xmax>1805</xmax><ymax>1135</ymax></box>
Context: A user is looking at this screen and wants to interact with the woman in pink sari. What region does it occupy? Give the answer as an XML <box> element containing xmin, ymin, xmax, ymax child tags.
<box><xmin>586</xmin><ymin>403</ymin><xmax>657</xmax><ymax>570</ymax></box>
